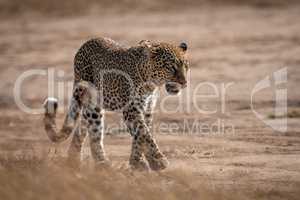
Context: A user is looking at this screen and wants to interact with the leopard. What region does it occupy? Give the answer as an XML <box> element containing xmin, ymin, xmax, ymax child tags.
<box><xmin>43</xmin><ymin>37</ymin><xmax>189</xmax><ymax>171</ymax></box>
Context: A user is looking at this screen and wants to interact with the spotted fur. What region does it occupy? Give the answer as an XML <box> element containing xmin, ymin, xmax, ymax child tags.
<box><xmin>43</xmin><ymin>37</ymin><xmax>189</xmax><ymax>170</ymax></box>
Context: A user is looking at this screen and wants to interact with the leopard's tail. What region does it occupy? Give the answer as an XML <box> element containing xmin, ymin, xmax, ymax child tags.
<box><xmin>43</xmin><ymin>81</ymin><xmax>92</xmax><ymax>143</ymax></box>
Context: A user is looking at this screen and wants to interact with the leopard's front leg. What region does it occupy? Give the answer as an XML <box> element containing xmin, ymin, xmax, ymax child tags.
<box><xmin>123</xmin><ymin>102</ymin><xmax>168</xmax><ymax>171</ymax></box>
<box><xmin>144</xmin><ymin>93</ymin><xmax>157</xmax><ymax>131</ymax></box>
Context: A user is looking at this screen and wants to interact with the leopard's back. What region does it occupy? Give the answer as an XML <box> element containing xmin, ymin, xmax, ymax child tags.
<box><xmin>73</xmin><ymin>37</ymin><xmax>150</xmax><ymax>110</ymax></box>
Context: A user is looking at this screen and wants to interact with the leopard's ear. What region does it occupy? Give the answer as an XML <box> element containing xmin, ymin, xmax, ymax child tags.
<box><xmin>139</xmin><ymin>40</ymin><xmax>152</xmax><ymax>48</ymax></box>
<box><xmin>149</xmin><ymin>45</ymin><xmax>161</xmax><ymax>59</ymax></box>
<box><xmin>179</xmin><ymin>42</ymin><xmax>188</xmax><ymax>52</ymax></box>
<box><xmin>139</xmin><ymin>40</ymin><xmax>160</xmax><ymax>59</ymax></box>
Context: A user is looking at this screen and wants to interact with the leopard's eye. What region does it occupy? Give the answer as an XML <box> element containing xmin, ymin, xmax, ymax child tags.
<box><xmin>169</xmin><ymin>66</ymin><xmax>177</xmax><ymax>74</ymax></box>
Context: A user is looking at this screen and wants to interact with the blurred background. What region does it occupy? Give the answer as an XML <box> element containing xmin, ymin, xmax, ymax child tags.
<box><xmin>1</xmin><ymin>0</ymin><xmax>300</xmax><ymax>16</ymax></box>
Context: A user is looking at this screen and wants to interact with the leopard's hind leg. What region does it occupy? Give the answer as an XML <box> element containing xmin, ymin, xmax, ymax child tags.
<box><xmin>67</xmin><ymin>116</ymin><xmax>88</xmax><ymax>168</ymax></box>
<box><xmin>82</xmin><ymin>103</ymin><xmax>110</xmax><ymax>169</ymax></box>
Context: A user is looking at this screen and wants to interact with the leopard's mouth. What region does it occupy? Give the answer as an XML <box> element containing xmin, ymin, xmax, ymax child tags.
<box><xmin>165</xmin><ymin>82</ymin><xmax>181</xmax><ymax>95</ymax></box>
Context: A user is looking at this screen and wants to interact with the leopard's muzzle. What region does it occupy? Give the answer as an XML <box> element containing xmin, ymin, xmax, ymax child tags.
<box><xmin>165</xmin><ymin>82</ymin><xmax>186</xmax><ymax>95</ymax></box>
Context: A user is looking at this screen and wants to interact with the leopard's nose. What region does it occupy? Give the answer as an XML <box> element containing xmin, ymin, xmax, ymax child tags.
<box><xmin>179</xmin><ymin>80</ymin><xmax>187</xmax><ymax>88</ymax></box>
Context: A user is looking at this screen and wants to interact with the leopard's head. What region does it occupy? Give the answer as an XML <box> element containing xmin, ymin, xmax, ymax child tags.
<box><xmin>140</xmin><ymin>40</ymin><xmax>189</xmax><ymax>95</ymax></box>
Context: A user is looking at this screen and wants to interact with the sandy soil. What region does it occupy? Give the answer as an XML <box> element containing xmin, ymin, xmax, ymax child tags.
<box><xmin>0</xmin><ymin>4</ymin><xmax>300</xmax><ymax>200</ymax></box>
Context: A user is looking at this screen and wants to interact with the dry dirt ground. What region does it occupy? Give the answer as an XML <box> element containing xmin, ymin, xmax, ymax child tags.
<box><xmin>0</xmin><ymin>4</ymin><xmax>300</xmax><ymax>200</ymax></box>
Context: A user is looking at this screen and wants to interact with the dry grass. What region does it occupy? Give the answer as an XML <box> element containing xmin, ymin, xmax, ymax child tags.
<box><xmin>0</xmin><ymin>154</ymin><xmax>226</xmax><ymax>200</ymax></box>
<box><xmin>1</xmin><ymin>153</ymin><xmax>299</xmax><ymax>200</ymax></box>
